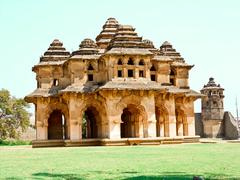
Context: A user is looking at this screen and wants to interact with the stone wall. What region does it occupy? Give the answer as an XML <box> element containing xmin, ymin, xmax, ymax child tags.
<box><xmin>194</xmin><ymin>113</ymin><xmax>203</xmax><ymax>137</ymax></box>
<box><xmin>223</xmin><ymin>111</ymin><xmax>240</xmax><ymax>139</ymax></box>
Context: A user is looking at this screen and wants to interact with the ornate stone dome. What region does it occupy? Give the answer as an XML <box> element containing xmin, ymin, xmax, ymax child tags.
<box><xmin>142</xmin><ymin>39</ymin><xmax>154</xmax><ymax>48</ymax></box>
<box><xmin>80</xmin><ymin>38</ymin><xmax>98</xmax><ymax>48</ymax></box>
<box><xmin>204</xmin><ymin>77</ymin><xmax>220</xmax><ymax>88</ymax></box>
<box><xmin>72</xmin><ymin>38</ymin><xmax>99</xmax><ymax>55</ymax></box>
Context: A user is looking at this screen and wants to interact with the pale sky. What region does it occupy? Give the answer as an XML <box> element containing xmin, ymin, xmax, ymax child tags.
<box><xmin>0</xmin><ymin>0</ymin><xmax>240</xmax><ymax>116</ymax></box>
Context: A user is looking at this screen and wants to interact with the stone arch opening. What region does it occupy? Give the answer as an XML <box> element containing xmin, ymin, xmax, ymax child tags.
<box><xmin>82</xmin><ymin>106</ymin><xmax>101</xmax><ymax>139</ymax></box>
<box><xmin>155</xmin><ymin>106</ymin><xmax>169</xmax><ymax>137</ymax></box>
<box><xmin>139</xmin><ymin>59</ymin><xmax>144</xmax><ymax>65</ymax></box>
<box><xmin>120</xmin><ymin>105</ymin><xmax>145</xmax><ymax>138</ymax></box>
<box><xmin>48</xmin><ymin>110</ymin><xmax>67</xmax><ymax>140</ymax></box>
<box><xmin>176</xmin><ymin>108</ymin><xmax>188</xmax><ymax>136</ymax></box>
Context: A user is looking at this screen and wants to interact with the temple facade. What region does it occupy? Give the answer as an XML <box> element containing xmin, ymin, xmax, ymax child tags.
<box><xmin>25</xmin><ymin>18</ymin><xmax>202</xmax><ymax>147</ymax></box>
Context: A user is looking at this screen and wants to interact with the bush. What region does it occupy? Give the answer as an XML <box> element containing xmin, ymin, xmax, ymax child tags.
<box><xmin>0</xmin><ymin>139</ymin><xmax>31</xmax><ymax>146</ymax></box>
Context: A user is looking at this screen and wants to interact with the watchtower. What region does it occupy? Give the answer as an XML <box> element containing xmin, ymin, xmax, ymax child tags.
<box><xmin>200</xmin><ymin>77</ymin><xmax>224</xmax><ymax>137</ymax></box>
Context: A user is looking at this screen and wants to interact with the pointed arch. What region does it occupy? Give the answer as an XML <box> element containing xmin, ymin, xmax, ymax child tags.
<box><xmin>117</xmin><ymin>59</ymin><xmax>123</xmax><ymax>65</ymax></box>
<box><xmin>139</xmin><ymin>59</ymin><xmax>145</xmax><ymax>65</ymax></box>
<box><xmin>127</xmin><ymin>58</ymin><xmax>134</xmax><ymax>65</ymax></box>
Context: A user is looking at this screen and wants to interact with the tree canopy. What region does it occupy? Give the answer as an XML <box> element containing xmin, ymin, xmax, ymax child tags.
<box><xmin>0</xmin><ymin>89</ymin><xmax>30</xmax><ymax>140</ymax></box>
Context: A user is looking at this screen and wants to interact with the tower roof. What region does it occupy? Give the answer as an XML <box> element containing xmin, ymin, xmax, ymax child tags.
<box><xmin>96</xmin><ymin>17</ymin><xmax>119</xmax><ymax>49</ymax></box>
<box><xmin>108</xmin><ymin>24</ymin><xmax>144</xmax><ymax>49</ymax></box>
<box><xmin>40</xmin><ymin>39</ymin><xmax>70</xmax><ymax>62</ymax></box>
<box><xmin>201</xmin><ymin>77</ymin><xmax>224</xmax><ymax>92</ymax></box>
<box><xmin>203</xmin><ymin>77</ymin><xmax>221</xmax><ymax>88</ymax></box>
<box><xmin>159</xmin><ymin>41</ymin><xmax>184</xmax><ymax>62</ymax></box>
<box><xmin>72</xmin><ymin>38</ymin><xmax>99</xmax><ymax>56</ymax></box>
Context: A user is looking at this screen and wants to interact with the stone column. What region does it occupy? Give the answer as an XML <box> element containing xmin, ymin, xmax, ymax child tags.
<box><xmin>108</xmin><ymin>114</ymin><xmax>121</xmax><ymax>139</ymax></box>
<box><xmin>185</xmin><ymin>100</ymin><xmax>196</xmax><ymax>136</ymax></box>
<box><xmin>187</xmin><ymin>116</ymin><xmax>195</xmax><ymax>136</ymax></box>
<box><xmin>69</xmin><ymin>95</ymin><xmax>82</xmax><ymax>140</ymax></box>
<box><xmin>143</xmin><ymin>92</ymin><xmax>156</xmax><ymax>138</ymax></box>
<box><xmin>168</xmin><ymin>95</ymin><xmax>177</xmax><ymax>137</ymax></box>
<box><xmin>36</xmin><ymin>100</ymin><xmax>48</xmax><ymax>140</ymax></box>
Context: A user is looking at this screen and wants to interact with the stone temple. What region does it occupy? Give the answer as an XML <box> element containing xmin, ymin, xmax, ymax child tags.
<box><xmin>25</xmin><ymin>18</ymin><xmax>203</xmax><ymax>147</ymax></box>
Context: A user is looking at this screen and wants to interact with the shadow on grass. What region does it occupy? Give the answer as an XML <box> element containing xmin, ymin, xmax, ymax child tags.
<box><xmin>32</xmin><ymin>172</ymin><xmax>84</xmax><ymax>180</ymax></box>
<box><xmin>31</xmin><ymin>171</ymin><xmax>238</xmax><ymax>180</ymax></box>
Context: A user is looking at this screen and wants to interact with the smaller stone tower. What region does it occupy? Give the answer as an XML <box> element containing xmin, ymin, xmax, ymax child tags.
<box><xmin>201</xmin><ymin>77</ymin><xmax>225</xmax><ymax>137</ymax></box>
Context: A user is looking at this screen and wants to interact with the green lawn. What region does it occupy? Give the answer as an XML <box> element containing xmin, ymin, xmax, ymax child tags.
<box><xmin>0</xmin><ymin>143</ymin><xmax>240</xmax><ymax>180</ymax></box>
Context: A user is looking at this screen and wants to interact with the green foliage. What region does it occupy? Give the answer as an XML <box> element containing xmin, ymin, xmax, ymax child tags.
<box><xmin>82</xmin><ymin>113</ymin><xmax>87</xmax><ymax>138</ymax></box>
<box><xmin>0</xmin><ymin>139</ymin><xmax>31</xmax><ymax>146</ymax></box>
<box><xmin>0</xmin><ymin>89</ymin><xmax>30</xmax><ymax>140</ymax></box>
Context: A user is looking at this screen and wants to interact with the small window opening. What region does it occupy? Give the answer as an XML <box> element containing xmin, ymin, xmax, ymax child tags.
<box><xmin>128</xmin><ymin>69</ymin><xmax>134</xmax><ymax>77</ymax></box>
<box><xmin>139</xmin><ymin>59</ymin><xmax>144</xmax><ymax>65</ymax></box>
<box><xmin>170</xmin><ymin>78</ymin><xmax>174</xmax><ymax>85</ymax></box>
<box><xmin>151</xmin><ymin>75</ymin><xmax>156</xmax><ymax>81</ymax></box>
<box><xmin>139</xmin><ymin>70</ymin><xmax>144</xmax><ymax>77</ymax></box>
<box><xmin>37</xmin><ymin>81</ymin><xmax>41</xmax><ymax>88</ymax></box>
<box><xmin>118</xmin><ymin>59</ymin><xmax>123</xmax><ymax>65</ymax></box>
<box><xmin>88</xmin><ymin>74</ymin><xmax>93</xmax><ymax>81</ymax></box>
<box><xmin>118</xmin><ymin>70</ymin><xmax>122</xmax><ymax>77</ymax></box>
<box><xmin>53</xmin><ymin>79</ymin><xmax>59</xmax><ymax>86</ymax></box>
<box><xmin>128</xmin><ymin>58</ymin><xmax>134</xmax><ymax>65</ymax></box>
<box><xmin>88</xmin><ymin>64</ymin><xmax>94</xmax><ymax>70</ymax></box>
<box><xmin>150</xmin><ymin>66</ymin><xmax>156</xmax><ymax>71</ymax></box>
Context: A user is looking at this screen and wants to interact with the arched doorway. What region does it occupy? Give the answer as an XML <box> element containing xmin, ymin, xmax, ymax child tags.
<box><xmin>155</xmin><ymin>107</ymin><xmax>169</xmax><ymax>137</ymax></box>
<box><xmin>120</xmin><ymin>105</ymin><xmax>144</xmax><ymax>138</ymax></box>
<box><xmin>82</xmin><ymin>106</ymin><xmax>101</xmax><ymax>139</ymax></box>
<box><xmin>176</xmin><ymin>109</ymin><xmax>188</xmax><ymax>136</ymax></box>
<box><xmin>48</xmin><ymin>110</ymin><xmax>67</xmax><ymax>140</ymax></box>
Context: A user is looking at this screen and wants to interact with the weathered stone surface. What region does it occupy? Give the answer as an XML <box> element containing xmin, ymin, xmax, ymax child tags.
<box><xmin>25</xmin><ymin>18</ymin><xmax>201</xmax><ymax>145</ymax></box>
<box><xmin>196</xmin><ymin>77</ymin><xmax>240</xmax><ymax>139</ymax></box>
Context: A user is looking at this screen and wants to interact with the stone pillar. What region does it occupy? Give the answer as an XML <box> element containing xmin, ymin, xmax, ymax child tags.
<box><xmin>113</xmin><ymin>65</ymin><xmax>117</xmax><ymax>79</ymax></box>
<box><xmin>168</xmin><ymin>96</ymin><xmax>177</xmax><ymax>137</ymax></box>
<box><xmin>186</xmin><ymin>116</ymin><xmax>195</xmax><ymax>136</ymax></box>
<box><xmin>69</xmin><ymin>95</ymin><xmax>81</xmax><ymax>140</ymax></box>
<box><xmin>185</xmin><ymin>99</ymin><xmax>196</xmax><ymax>136</ymax></box>
<box><xmin>109</xmin><ymin>114</ymin><xmax>121</xmax><ymax>139</ymax></box>
<box><xmin>143</xmin><ymin>92</ymin><xmax>156</xmax><ymax>138</ymax></box>
<box><xmin>36</xmin><ymin>100</ymin><xmax>48</xmax><ymax>140</ymax></box>
<box><xmin>135</xmin><ymin>67</ymin><xmax>139</xmax><ymax>79</ymax></box>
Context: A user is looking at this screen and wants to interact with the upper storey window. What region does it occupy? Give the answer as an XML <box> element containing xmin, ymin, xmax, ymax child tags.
<box><xmin>127</xmin><ymin>58</ymin><xmax>134</xmax><ymax>65</ymax></box>
<box><xmin>139</xmin><ymin>59</ymin><xmax>144</xmax><ymax>65</ymax></box>
<box><xmin>170</xmin><ymin>69</ymin><xmax>176</xmax><ymax>85</ymax></box>
<box><xmin>118</xmin><ymin>59</ymin><xmax>123</xmax><ymax>65</ymax></box>
<box><xmin>88</xmin><ymin>64</ymin><xmax>94</xmax><ymax>70</ymax></box>
<box><xmin>150</xmin><ymin>66</ymin><xmax>156</xmax><ymax>71</ymax></box>
<box><xmin>53</xmin><ymin>79</ymin><xmax>59</xmax><ymax>86</ymax></box>
<box><xmin>150</xmin><ymin>65</ymin><xmax>156</xmax><ymax>81</ymax></box>
<box><xmin>87</xmin><ymin>64</ymin><xmax>94</xmax><ymax>82</ymax></box>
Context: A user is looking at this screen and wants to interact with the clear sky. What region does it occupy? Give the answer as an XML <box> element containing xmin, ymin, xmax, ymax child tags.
<box><xmin>0</xmin><ymin>0</ymin><xmax>240</xmax><ymax>115</ymax></box>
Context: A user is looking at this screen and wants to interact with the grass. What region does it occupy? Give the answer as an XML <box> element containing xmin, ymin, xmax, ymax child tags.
<box><xmin>0</xmin><ymin>143</ymin><xmax>240</xmax><ymax>179</ymax></box>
